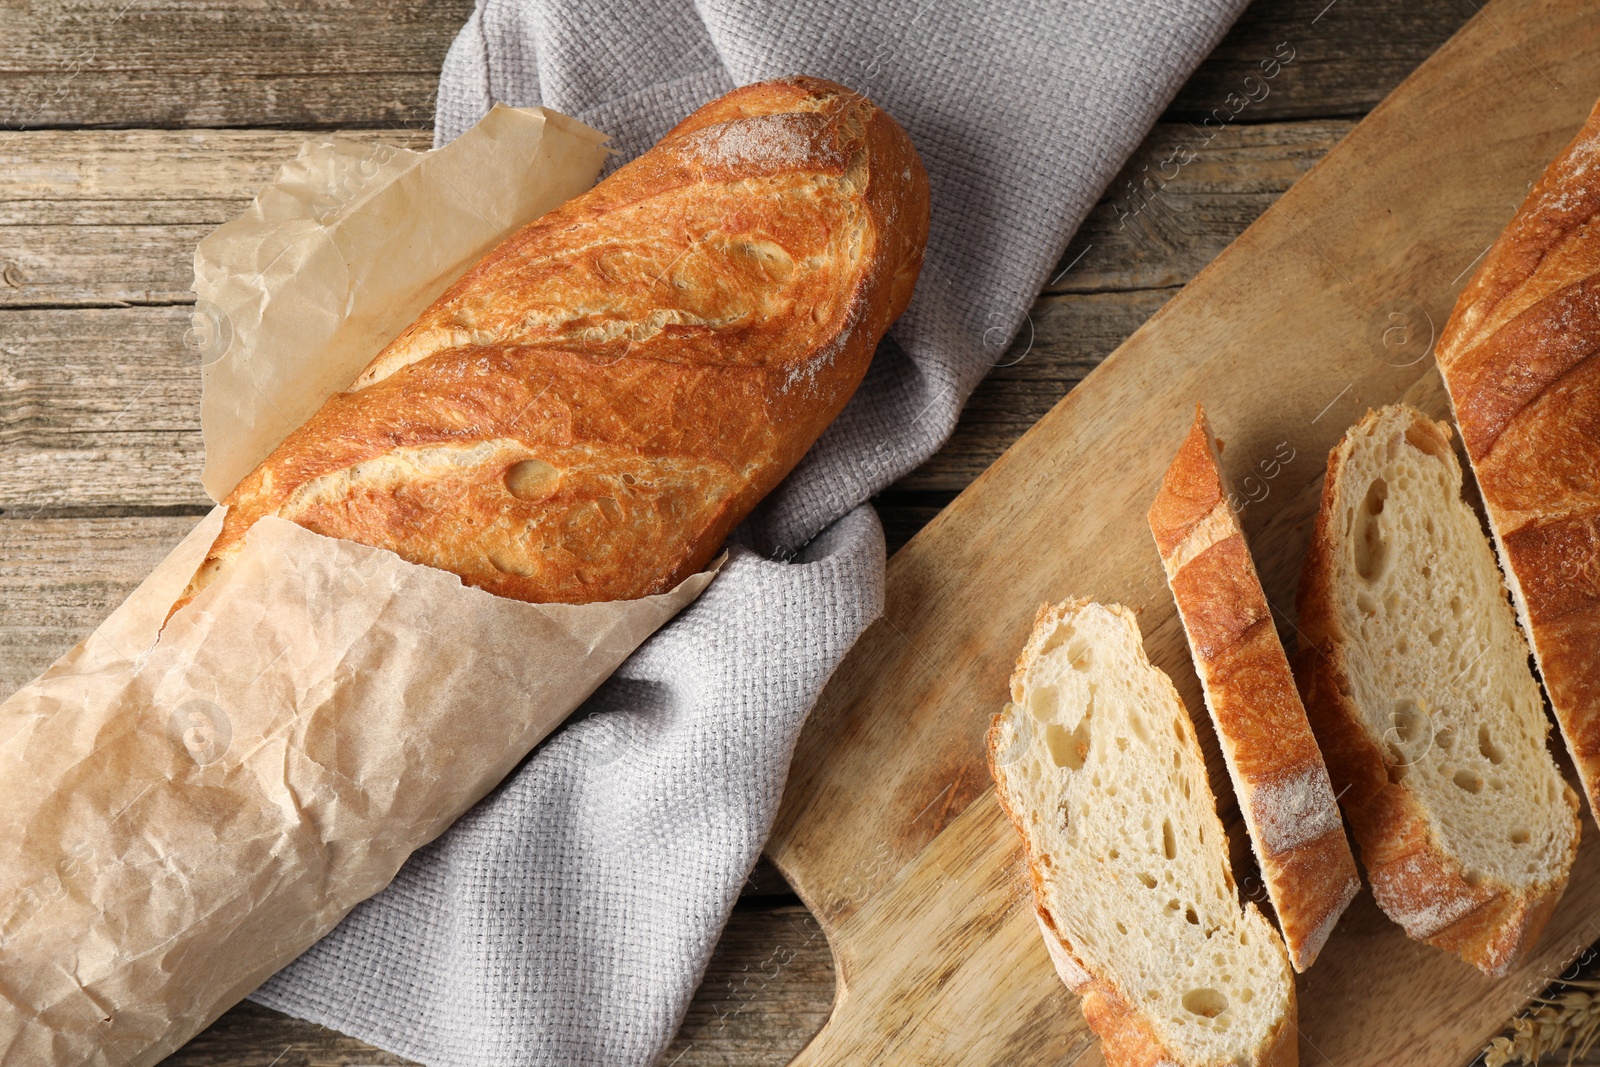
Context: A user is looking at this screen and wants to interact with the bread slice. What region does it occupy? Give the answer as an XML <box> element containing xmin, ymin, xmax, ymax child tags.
<box><xmin>1295</xmin><ymin>404</ymin><xmax>1580</xmax><ymax>976</ymax></box>
<box><xmin>1149</xmin><ymin>406</ymin><xmax>1360</xmax><ymax>971</ymax></box>
<box><xmin>989</xmin><ymin>599</ymin><xmax>1296</xmax><ymax>1067</ymax></box>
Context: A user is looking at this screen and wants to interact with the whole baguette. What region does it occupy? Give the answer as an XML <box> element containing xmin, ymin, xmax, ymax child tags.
<box><xmin>1435</xmin><ymin>98</ymin><xmax>1600</xmax><ymax>813</ymax></box>
<box><xmin>1149</xmin><ymin>405</ymin><xmax>1359</xmax><ymax>971</ymax></box>
<box><xmin>187</xmin><ymin>76</ymin><xmax>929</xmax><ymax>605</ymax></box>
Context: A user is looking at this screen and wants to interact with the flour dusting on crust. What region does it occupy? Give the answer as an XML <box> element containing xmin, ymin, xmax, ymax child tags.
<box><xmin>783</xmin><ymin>283</ymin><xmax>867</xmax><ymax>395</ymax></box>
<box><xmin>681</xmin><ymin>113</ymin><xmax>841</xmax><ymax>172</ymax></box>
<box><xmin>1248</xmin><ymin>764</ymin><xmax>1344</xmax><ymax>856</ymax></box>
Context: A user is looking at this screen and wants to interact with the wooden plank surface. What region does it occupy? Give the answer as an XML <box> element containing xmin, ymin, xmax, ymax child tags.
<box><xmin>0</xmin><ymin>129</ymin><xmax>433</xmax><ymax>306</ymax></box>
<box><xmin>765</xmin><ymin>1</ymin><xmax>1600</xmax><ymax>1065</ymax></box>
<box><xmin>1</xmin><ymin>0</ymin><xmax>474</xmax><ymax>130</ymax></box>
<box><xmin>1168</xmin><ymin>0</ymin><xmax>1469</xmax><ymax>120</ymax></box>
<box><xmin>0</xmin><ymin>0</ymin><xmax>1464</xmax><ymax>131</ymax></box>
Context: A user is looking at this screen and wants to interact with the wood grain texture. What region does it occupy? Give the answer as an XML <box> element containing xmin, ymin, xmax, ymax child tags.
<box><xmin>1053</xmin><ymin>119</ymin><xmax>1354</xmax><ymax>295</ymax></box>
<box><xmin>0</xmin><ymin>128</ymin><xmax>433</xmax><ymax>307</ymax></box>
<box><xmin>1167</xmin><ymin>0</ymin><xmax>1471</xmax><ymax>122</ymax></box>
<box><xmin>766</xmin><ymin>2</ymin><xmax>1600</xmax><ymax>1064</ymax></box>
<box><xmin>661</xmin><ymin>903</ymin><xmax>838</xmax><ymax>1066</ymax></box>
<box><xmin>0</xmin><ymin>0</ymin><xmax>1464</xmax><ymax>132</ymax></box>
<box><xmin>0</xmin><ymin>515</ymin><xmax>196</xmax><ymax>692</ymax></box>
<box><xmin>0</xmin><ymin>0</ymin><xmax>473</xmax><ymax>130</ymax></box>
<box><xmin>0</xmin><ymin>306</ymin><xmax>208</xmax><ymax>509</ymax></box>
<box><xmin>157</xmin><ymin>1001</ymin><xmax>417</xmax><ymax>1067</ymax></box>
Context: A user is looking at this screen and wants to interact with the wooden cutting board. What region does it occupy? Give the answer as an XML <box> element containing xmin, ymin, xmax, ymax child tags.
<box><xmin>764</xmin><ymin>1</ymin><xmax>1600</xmax><ymax>1063</ymax></box>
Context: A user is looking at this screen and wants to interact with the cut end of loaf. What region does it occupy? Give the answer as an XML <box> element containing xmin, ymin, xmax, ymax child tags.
<box><xmin>1296</xmin><ymin>404</ymin><xmax>1580</xmax><ymax>975</ymax></box>
<box><xmin>989</xmin><ymin>599</ymin><xmax>1295</xmax><ymax>1067</ymax></box>
<box><xmin>1435</xmin><ymin>97</ymin><xmax>1600</xmax><ymax>829</ymax></box>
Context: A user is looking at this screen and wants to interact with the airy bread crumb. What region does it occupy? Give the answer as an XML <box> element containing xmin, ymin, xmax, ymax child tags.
<box><xmin>989</xmin><ymin>599</ymin><xmax>1296</xmax><ymax>1067</ymax></box>
<box><xmin>1296</xmin><ymin>404</ymin><xmax>1580</xmax><ymax>975</ymax></box>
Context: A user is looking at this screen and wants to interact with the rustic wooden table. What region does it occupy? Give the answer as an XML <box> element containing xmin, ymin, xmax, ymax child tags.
<box><xmin>2</xmin><ymin>0</ymin><xmax>1588</xmax><ymax>1063</ymax></box>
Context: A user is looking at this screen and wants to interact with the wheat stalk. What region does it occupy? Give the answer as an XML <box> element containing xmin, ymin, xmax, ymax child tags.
<box><xmin>1483</xmin><ymin>980</ymin><xmax>1600</xmax><ymax>1067</ymax></box>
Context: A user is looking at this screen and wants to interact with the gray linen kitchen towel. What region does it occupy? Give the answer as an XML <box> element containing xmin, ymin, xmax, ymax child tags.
<box><xmin>252</xmin><ymin>1</ymin><xmax>1249</xmax><ymax>1063</ymax></box>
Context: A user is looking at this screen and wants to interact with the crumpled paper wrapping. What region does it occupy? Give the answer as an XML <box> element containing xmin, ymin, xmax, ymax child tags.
<box><xmin>0</xmin><ymin>107</ymin><xmax>717</xmax><ymax>1066</ymax></box>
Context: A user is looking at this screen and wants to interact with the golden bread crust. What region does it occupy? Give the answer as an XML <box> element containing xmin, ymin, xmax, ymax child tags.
<box><xmin>1149</xmin><ymin>407</ymin><xmax>1359</xmax><ymax>972</ymax></box>
<box><xmin>191</xmin><ymin>77</ymin><xmax>929</xmax><ymax>604</ymax></box>
<box><xmin>1436</xmin><ymin>99</ymin><xmax>1600</xmax><ymax>806</ymax></box>
<box><xmin>1294</xmin><ymin>406</ymin><xmax>1578</xmax><ymax>976</ymax></box>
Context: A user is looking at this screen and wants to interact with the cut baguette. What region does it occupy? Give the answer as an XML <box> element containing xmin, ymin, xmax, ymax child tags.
<box><xmin>989</xmin><ymin>599</ymin><xmax>1296</xmax><ymax>1067</ymax></box>
<box><xmin>1149</xmin><ymin>406</ymin><xmax>1360</xmax><ymax>971</ymax></box>
<box><xmin>1295</xmin><ymin>404</ymin><xmax>1580</xmax><ymax>976</ymax></box>
<box><xmin>1436</xmin><ymin>99</ymin><xmax>1600</xmax><ymax>818</ymax></box>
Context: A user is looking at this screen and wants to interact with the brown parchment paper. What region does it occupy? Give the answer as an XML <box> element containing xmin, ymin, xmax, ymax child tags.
<box><xmin>0</xmin><ymin>109</ymin><xmax>719</xmax><ymax>1067</ymax></box>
